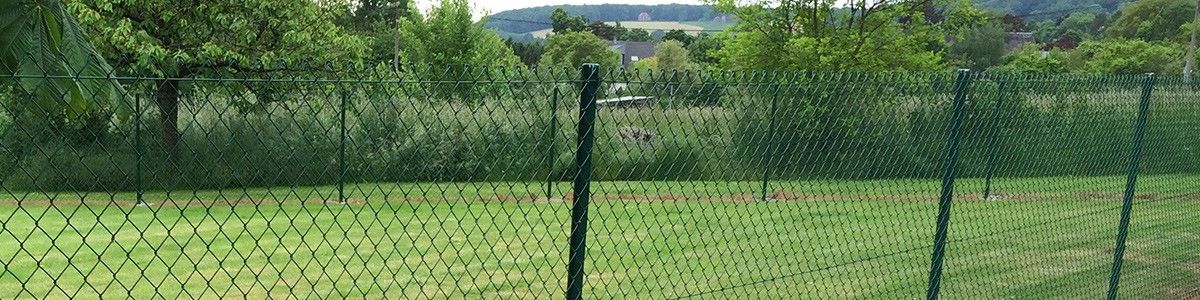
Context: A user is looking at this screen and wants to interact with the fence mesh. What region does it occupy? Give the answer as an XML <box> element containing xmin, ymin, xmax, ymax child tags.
<box><xmin>1</xmin><ymin>64</ymin><xmax>1197</xmax><ymax>298</ymax></box>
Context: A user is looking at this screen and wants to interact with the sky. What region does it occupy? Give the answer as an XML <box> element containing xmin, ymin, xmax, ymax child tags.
<box><xmin>414</xmin><ymin>0</ymin><xmax>708</xmax><ymax>16</ymax></box>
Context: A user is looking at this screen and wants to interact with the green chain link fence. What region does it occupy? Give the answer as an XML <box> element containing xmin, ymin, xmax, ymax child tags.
<box><xmin>1</xmin><ymin>63</ymin><xmax>1198</xmax><ymax>298</ymax></box>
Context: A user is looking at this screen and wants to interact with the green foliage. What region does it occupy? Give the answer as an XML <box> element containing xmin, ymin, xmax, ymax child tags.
<box><xmin>334</xmin><ymin>0</ymin><xmax>409</xmax><ymax>64</ymax></box>
<box><xmin>397</xmin><ymin>0</ymin><xmax>519</xmax><ymax>68</ymax></box>
<box><xmin>1</xmin><ymin>0</ymin><xmax>126</xmax><ymax>121</ymax></box>
<box><xmin>714</xmin><ymin>0</ymin><xmax>944</xmax><ymax>72</ymax></box>
<box><xmin>589</xmin><ymin>21</ymin><xmax>619</xmax><ymax>40</ymax></box>
<box><xmin>551</xmin><ymin>7</ymin><xmax>588</xmax><ymax>34</ymax></box>
<box><xmin>539</xmin><ymin>31</ymin><xmax>620</xmax><ymax>70</ymax></box>
<box><xmin>686</xmin><ymin>33</ymin><xmax>722</xmax><ymax>65</ymax></box>
<box><xmin>1105</xmin><ymin>0</ymin><xmax>1194</xmax><ymax>42</ymax></box>
<box><xmin>949</xmin><ymin>22</ymin><xmax>1008</xmax><ymax>70</ymax></box>
<box><xmin>1069</xmin><ymin>39</ymin><xmax>1183</xmax><ymax>73</ymax></box>
<box><xmin>69</xmin><ymin>0</ymin><xmax>369</xmax><ymax>76</ymax></box>
<box><xmin>654</xmin><ymin>40</ymin><xmax>695</xmax><ymax>70</ymax></box>
<box><xmin>662</xmin><ymin>29</ymin><xmax>695</xmax><ymax>46</ymax></box>
<box><xmin>620</xmin><ymin>28</ymin><xmax>653</xmax><ymax>42</ymax></box>
<box><xmin>506</xmin><ymin>39</ymin><xmax>545</xmax><ymax>67</ymax></box>
<box><xmin>991</xmin><ymin>45</ymin><xmax>1070</xmax><ymax>73</ymax></box>
<box><xmin>630</xmin><ymin>57</ymin><xmax>657</xmax><ymax>70</ymax></box>
<box><xmin>974</xmin><ymin>0</ymin><xmax>1126</xmax><ymax>18</ymax></box>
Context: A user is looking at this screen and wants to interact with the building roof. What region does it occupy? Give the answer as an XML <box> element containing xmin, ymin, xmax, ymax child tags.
<box><xmin>608</xmin><ymin>41</ymin><xmax>657</xmax><ymax>67</ymax></box>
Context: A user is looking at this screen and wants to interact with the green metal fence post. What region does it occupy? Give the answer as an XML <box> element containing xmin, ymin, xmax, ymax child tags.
<box><xmin>760</xmin><ymin>79</ymin><xmax>781</xmax><ymax>202</ymax></box>
<box><xmin>338</xmin><ymin>87</ymin><xmax>348</xmax><ymax>204</ymax></box>
<box><xmin>926</xmin><ymin>69</ymin><xmax>972</xmax><ymax>300</ymax></box>
<box><xmin>135</xmin><ymin>92</ymin><xmax>144</xmax><ymax>206</ymax></box>
<box><xmin>566</xmin><ymin>63</ymin><xmax>600</xmax><ymax>300</ymax></box>
<box><xmin>547</xmin><ymin>86</ymin><xmax>560</xmax><ymax>200</ymax></box>
<box><xmin>982</xmin><ymin>81</ymin><xmax>1008</xmax><ymax>200</ymax></box>
<box><xmin>1106</xmin><ymin>73</ymin><xmax>1156</xmax><ymax>299</ymax></box>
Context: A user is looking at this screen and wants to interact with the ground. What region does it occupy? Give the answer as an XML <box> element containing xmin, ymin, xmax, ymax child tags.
<box><xmin>0</xmin><ymin>175</ymin><xmax>1197</xmax><ymax>298</ymax></box>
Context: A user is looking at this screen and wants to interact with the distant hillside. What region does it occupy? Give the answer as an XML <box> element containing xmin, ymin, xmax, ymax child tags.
<box><xmin>973</xmin><ymin>0</ymin><xmax>1130</xmax><ymax>19</ymax></box>
<box><xmin>486</xmin><ymin>4</ymin><xmax>727</xmax><ymax>34</ymax></box>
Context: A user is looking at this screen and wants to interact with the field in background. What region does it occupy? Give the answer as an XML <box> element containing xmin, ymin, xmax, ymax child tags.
<box><xmin>529</xmin><ymin>21</ymin><xmax>730</xmax><ymax>38</ymax></box>
<box><xmin>2</xmin><ymin>175</ymin><xmax>1198</xmax><ymax>298</ymax></box>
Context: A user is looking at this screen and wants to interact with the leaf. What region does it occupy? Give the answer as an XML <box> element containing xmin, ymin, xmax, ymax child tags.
<box><xmin>2</xmin><ymin>0</ymin><xmax>129</xmax><ymax>122</ymax></box>
<box><xmin>41</xmin><ymin>7</ymin><xmax>62</xmax><ymax>52</ymax></box>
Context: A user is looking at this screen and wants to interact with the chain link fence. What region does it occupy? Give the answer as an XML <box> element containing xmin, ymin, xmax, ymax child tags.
<box><xmin>1</xmin><ymin>64</ymin><xmax>1197</xmax><ymax>298</ymax></box>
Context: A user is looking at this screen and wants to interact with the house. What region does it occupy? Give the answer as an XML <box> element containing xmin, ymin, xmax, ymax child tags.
<box><xmin>608</xmin><ymin>41</ymin><xmax>657</xmax><ymax>68</ymax></box>
<box><xmin>638</xmin><ymin>12</ymin><xmax>651</xmax><ymax>21</ymax></box>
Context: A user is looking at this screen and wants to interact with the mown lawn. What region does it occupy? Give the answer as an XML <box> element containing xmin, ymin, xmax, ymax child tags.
<box><xmin>0</xmin><ymin>175</ymin><xmax>1197</xmax><ymax>299</ymax></box>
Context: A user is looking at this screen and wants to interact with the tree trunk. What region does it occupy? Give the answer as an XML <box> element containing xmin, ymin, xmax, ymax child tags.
<box><xmin>393</xmin><ymin>30</ymin><xmax>401</xmax><ymax>72</ymax></box>
<box><xmin>155</xmin><ymin>79</ymin><xmax>180</xmax><ymax>178</ymax></box>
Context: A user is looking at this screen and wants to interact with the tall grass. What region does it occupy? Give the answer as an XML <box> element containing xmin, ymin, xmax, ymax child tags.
<box><xmin>3</xmin><ymin>72</ymin><xmax>1199</xmax><ymax>192</ymax></box>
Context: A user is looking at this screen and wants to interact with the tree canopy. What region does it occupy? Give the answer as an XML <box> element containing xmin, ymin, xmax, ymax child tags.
<box><xmin>712</xmin><ymin>0</ymin><xmax>945</xmax><ymax>71</ymax></box>
<box><xmin>539</xmin><ymin>31</ymin><xmax>620</xmax><ymax>70</ymax></box>
<box><xmin>1105</xmin><ymin>0</ymin><xmax>1195</xmax><ymax>42</ymax></box>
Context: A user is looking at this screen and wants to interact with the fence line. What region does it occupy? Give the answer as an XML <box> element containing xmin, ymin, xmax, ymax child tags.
<box><xmin>0</xmin><ymin>65</ymin><xmax>1196</xmax><ymax>298</ymax></box>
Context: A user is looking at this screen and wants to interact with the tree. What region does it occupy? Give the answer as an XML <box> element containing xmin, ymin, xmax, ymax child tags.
<box><xmin>396</xmin><ymin>0</ymin><xmax>520</xmax><ymax>68</ymax></box>
<box><xmin>663</xmin><ymin>30</ymin><xmax>696</xmax><ymax>46</ymax></box>
<box><xmin>1</xmin><ymin>0</ymin><xmax>125</xmax><ymax>121</ymax></box>
<box><xmin>590</xmin><ymin>21</ymin><xmax>619</xmax><ymax>40</ymax></box>
<box><xmin>1106</xmin><ymin>0</ymin><xmax>1194</xmax><ymax>41</ymax></box>
<box><xmin>69</xmin><ymin>0</ymin><xmax>369</xmax><ymax>167</ymax></box>
<box><xmin>712</xmin><ymin>0</ymin><xmax>945</xmax><ymax>71</ymax></box>
<box><xmin>507</xmin><ymin>39</ymin><xmax>545</xmax><ymax>67</ymax></box>
<box><xmin>949</xmin><ymin>23</ymin><xmax>1009</xmax><ymax>70</ymax></box>
<box><xmin>550</xmin><ymin>7</ymin><xmax>588</xmax><ymax>34</ymax></box>
<box><xmin>337</xmin><ymin>0</ymin><xmax>409</xmax><ymax>68</ymax></box>
<box><xmin>990</xmin><ymin>45</ymin><xmax>1069</xmax><ymax>73</ymax></box>
<box><xmin>1002</xmin><ymin>14</ymin><xmax>1028</xmax><ymax>32</ymax></box>
<box><xmin>655</xmin><ymin>40</ymin><xmax>696</xmax><ymax>70</ymax></box>
<box><xmin>621</xmin><ymin>28</ymin><xmax>653</xmax><ymax>42</ymax></box>
<box><xmin>686</xmin><ymin>33</ymin><xmax>722</xmax><ymax>65</ymax></box>
<box><xmin>1069</xmin><ymin>39</ymin><xmax>1184</xmax><ymax>73</ymax></box>
<box><xmin>539</xmin><ymin>31</ymin><xmax>620</xmax><ymax>70</ymax></box>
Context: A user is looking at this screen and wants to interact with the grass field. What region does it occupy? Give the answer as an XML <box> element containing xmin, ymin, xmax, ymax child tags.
<box><xmin>1</xmin><ymin>175</ymin><xmax>1198</xmax><ymax>299</ymax></box>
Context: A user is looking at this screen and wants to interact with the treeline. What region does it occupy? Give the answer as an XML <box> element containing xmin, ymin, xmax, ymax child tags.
<box><xmin>486</xmin><ymin>4</ymin><xmax>722</xmax><ymax>34</ymax></box>
<box><xmin>974</xmin><ymin>0</ymin><xmax>1128</xmax><ymax>18</ymax></box>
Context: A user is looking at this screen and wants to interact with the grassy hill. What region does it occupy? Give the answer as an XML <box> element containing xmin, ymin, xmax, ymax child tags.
<box><xmin>486</xmin><ymin>4</ymin><xmax>730</xmax><ymax>34</ymax></box>
<box><xmin>526</xmin><ymin>21</ymin><xmax>731</xmax><ymax>39</ymax></box>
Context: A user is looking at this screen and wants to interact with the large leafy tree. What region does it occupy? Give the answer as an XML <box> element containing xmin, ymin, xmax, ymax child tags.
<box><xmin>396</xmin><ymin>0</ymin><xmax>520</xmax><ymax>68</ymax></box>
<box><xmin>337</xmin><ymin>0</ymin><xmax>409</xmax><ymax>68</ymax></box>
<box><xmin>550</xmin><ymin>7</ymin><xmax>589</xmax><ymax>34</ymax></box>
<box><xmin>948</xmin><ymin>22</ymin><xmax>1008</xmax><ymax>70</ymax></box>
<box><xmin>67</xmin><ymin>0</ymin><xmax>369</xmax><ymax>165</ymax></box>
<box><xmin>654</xmin><ymin>40</ymin><xmax>696</xmax><ymax>70</ymax></box>
<box><xmin>1106</xmin><ymin>0</ymin><xmax>1194</xmax><ymax>42</ymax></box>
<box><xmin>539</xmin><ymin>31</ymin><xmax>621</xmax><ymax>70</ymax></box>
<box><xmin>711</xmin><ymin>0</ymin><xmax>945</xmax><ymax>71</ymax></box>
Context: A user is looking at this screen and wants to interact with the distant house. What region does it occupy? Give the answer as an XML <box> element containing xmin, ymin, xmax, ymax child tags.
<box><xmin>712</xmin><ymin>15</ymin><xmax>728</xmax><ymax>22</ymax></box>
<box><xmin>1006</xmin><ymin>32</ymin><xmax>1036</xmax><ymax>52</ymax></box>
<box><xmin>608</xmin><ymin>41</ymin><xmax>656</xmax><ymax>68</ymax></box>
<box><xmin>638</xmin><ymin>12</ymin><xmax>652</xmax><ymax>21</ymax></box>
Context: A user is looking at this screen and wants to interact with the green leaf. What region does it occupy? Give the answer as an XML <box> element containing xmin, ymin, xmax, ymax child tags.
<box><xmin>41</xmin><ymin>7</ymin><xmax>62</xmax><ymax>52</ymax></box>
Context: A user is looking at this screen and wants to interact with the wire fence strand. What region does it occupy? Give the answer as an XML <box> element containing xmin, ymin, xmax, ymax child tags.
<box><xmin>0</xmin><ymin>65</ymin><xmax>1197</xmax><ymax>299</ymax></box>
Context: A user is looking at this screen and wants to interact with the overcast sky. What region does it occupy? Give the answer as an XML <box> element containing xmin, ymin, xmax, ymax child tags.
<box><xmin>414</xmin><ymin>0</ymin><xmax>709</xmax><ymax>16</ymax></box>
